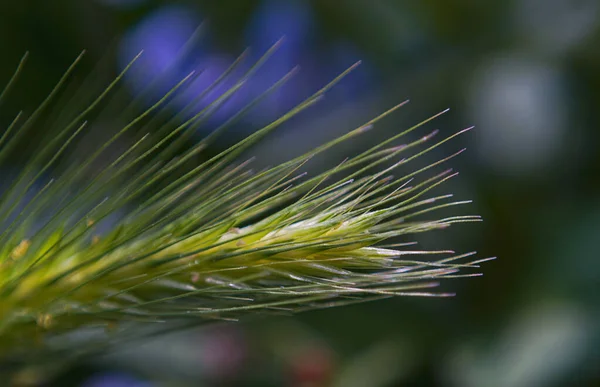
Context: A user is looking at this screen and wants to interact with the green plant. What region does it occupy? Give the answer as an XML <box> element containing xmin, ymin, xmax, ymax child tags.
<box><xmin>0</xmin><ymin>46</ymin><xmax>491</xmax><ymax>374</ymax></box>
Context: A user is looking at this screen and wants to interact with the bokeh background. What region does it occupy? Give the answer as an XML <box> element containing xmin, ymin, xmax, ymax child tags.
<box><xmin>1</xmin><ymin>0</ymin><xmax>599</xmax><ymax>386</ymax></box>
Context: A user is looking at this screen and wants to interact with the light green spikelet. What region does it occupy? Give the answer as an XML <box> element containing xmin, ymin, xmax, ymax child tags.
<box><xmin>0</xmin><ymin>48</ymin><xmax>492</xmax><ymax>363</ymax></box>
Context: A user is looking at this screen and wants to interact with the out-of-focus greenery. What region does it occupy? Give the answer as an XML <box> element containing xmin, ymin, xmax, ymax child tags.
<box><xmin>1</xmin><ymin>1</ymin><xmax>599</xmax><ymax>386</ymax></box>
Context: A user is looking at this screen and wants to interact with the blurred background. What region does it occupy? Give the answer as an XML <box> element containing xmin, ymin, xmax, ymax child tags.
<box><xmin>0</xmin><ymin>0</ymin><xmax>599</xmax><ymax>386</ymax></box>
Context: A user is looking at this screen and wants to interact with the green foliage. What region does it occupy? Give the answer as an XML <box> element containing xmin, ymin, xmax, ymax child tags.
<box><xmin>0</xmin><ymin>47</ymin><xmax>490</xmax><ymax>364</ymax></box>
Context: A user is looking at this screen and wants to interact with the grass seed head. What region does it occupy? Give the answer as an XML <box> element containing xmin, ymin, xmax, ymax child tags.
<box><xmin>0</xmin><ymin>48</ymin><xmax>492</xmax><ymax>363</ymax></box>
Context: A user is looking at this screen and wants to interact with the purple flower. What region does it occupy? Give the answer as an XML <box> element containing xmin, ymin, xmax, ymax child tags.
<box><xmin>117</xmin><ymin>2</ymin><xmax>377</xmax><ymax>132</ymax></box>
<box><xmin>242</xmin><ymin>0</ymin><xmax>376</xmax><ymax>121</ymax></box>
<box><xmin>82</xmin><ymin>372</ymin><xmax>151</xmax><ymax>387</ymax></box>
<box><xmin>118</xmin><ymin>5</ymin><xmax>245</xmax><ymax>126</ymax></box>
